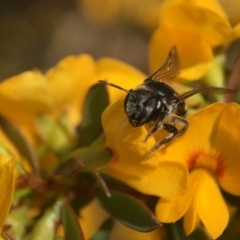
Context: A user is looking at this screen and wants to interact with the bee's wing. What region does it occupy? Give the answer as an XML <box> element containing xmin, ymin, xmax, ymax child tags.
<box><xmin>147</xmin><ymin>46</ymin><xmax>181</xmax><ymax>82</ymax></box>
<box><xmin>180</xmin><ymin>86</ymin><xmax>235</xmax><ymax>100</ymax></box>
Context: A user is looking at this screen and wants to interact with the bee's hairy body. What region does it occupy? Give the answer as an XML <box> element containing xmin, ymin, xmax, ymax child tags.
<box><xmin>99</xmin><ymin>46</ymin><xmax>234</xmax><ymax>158</ymax></box>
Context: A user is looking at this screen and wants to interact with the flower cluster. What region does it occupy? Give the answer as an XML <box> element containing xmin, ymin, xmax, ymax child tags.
<box><xmin>149</xmin><ymin>0</ymin><xmax>240</xmax><ymax>81</ymax></box>
<box><xmin>102</xmin><ymin>97</ymin><xmax>240</xmax><ymax>239</ymax></box>
<box><xmin>0</xmin><ymin>0</ymin><xmax>240</xmax><ymax>239</ymax></box>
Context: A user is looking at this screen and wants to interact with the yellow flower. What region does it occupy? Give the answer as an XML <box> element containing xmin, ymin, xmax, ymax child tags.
<box><xmin>0</xmin><ymin>54</ymin><xmax>158</xmax><ymax>175</ymax></box>
<box><xmin>149</xmin><ymin>0</ymin><xmax>240</xmax><ymax>80</ymax></box>
<box><xmin>0</xmin><ymin>54</ymin><xmax>145</xmax><ymax>140</ymax></box>
<box><xmin>155</xmin><ymin>102</ymin><xmax>240</xmax><ymax>239</ymax></box>
<box><xmin>45</xmin><ymin>54</ymin><xmax>96</xmax><ymax>125</ymax></box>
<box><xmin>0</xmin><ymin>154</ymin><xmax>15</xmax><ymax>231</ymax></box>
<box><xmin>2</xmin><ymin>55</ymin><xmax>95</xmax><ymax>125</ymax></box>
<box><xmin>0</xmin><ymin>54</ymin><xmax>96</xmax><ymax>141</ymax></box>
<box><xmin>46</xmin><ymin>55</ymin><xmax>146</xmax><ymax>125</ymax></box>
<box><xmin>101</xmin><ymin>99</ymin><xmax>188</xmax><ymax>198</ymax></box>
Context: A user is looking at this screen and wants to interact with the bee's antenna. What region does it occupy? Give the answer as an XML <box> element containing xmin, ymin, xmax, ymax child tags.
<box><xmin>180</xmin><ymin>86</ymin><xmax>235</xmax><ymax>100</ymax></box>
<box><xmin>98</xmin><ymin>80</ymin><xmax>129</xmax><ymax>94</ymax></box>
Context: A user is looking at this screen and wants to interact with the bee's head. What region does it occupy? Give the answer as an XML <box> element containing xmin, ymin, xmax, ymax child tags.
<box><xmin>98</xmin><ymin>80</ymin><xmax>163</xmax><ymax>127</ymax></box>
<box><xmin>124</xmin><ymin>89</ymin><xmax>162</xmax><ymax>127</ymax></box>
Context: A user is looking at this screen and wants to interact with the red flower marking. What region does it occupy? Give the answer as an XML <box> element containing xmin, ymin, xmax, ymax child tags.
<box><xmin>214</xmin><ymin>153</ymin><xmax>226</xmax><ymax>178</ymax></box>
<box><xmin>188</xmin><ymin>150</ymin><xmax>226</xmax><ymax>178</ymax></box>
<box><xmin>188</xmin><ymin>150</ymin><xmax>204</xmax><ymax>169</ymax></box>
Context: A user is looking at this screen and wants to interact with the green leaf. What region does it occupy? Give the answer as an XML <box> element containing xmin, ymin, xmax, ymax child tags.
<box><xmin>37</xmin><ymin>116</ymin><xmax>72</xmax><ymax>155</ymax></box>
<box><xmin>24</xmin><ymin>199</ymin><xmax>62</xmax><ymax>240</ymax></box>
<box><xmin>96</xmin><ymin>190</ymin><xmax>162</xmax><ymax>232</ymax></box>
<box><xmin>62</xmin><ymin>203</ymin><xmax>85</xmax><ymax>240</ymax></box>
<box><xmin>0</xmin><ymin>115</ymin><xmax>40</xmax><ymax>175</ymax></box>
<box><xmin>53</xmin><ymin>157</ymin><xmax>84</xmax><ymax>176</ymax></box>
<box><xmin>78</xmin><ymin>83</ymin><xmax>109</xmax><ymax>147</ymax></box>
<box><xmin>6</xmin><ymin>205</ymin><xmax>31</xmax><ymax>240</ymax></box>
<box><xmin>90</xmin><ymin>134</ymin><xmax>106</xmax><ymax>147</ymax></box>
<box><xmin>63</xmin><ymin>145</ymin><xmax>112</xmax><ymax>172</ymax></box>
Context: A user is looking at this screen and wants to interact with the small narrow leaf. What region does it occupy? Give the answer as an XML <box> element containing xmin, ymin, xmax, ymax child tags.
<box><xmin>94</xmin><ymin>172</ymin><xmax>111</xmax><ymax>197</ymax></box>
<box><xmin>62</xmin><ymin>203</ymin><xmax>85</xmax><ymax>240</ymax></box>
<box><xmin>78</xmin><ymin>83</ymin><xmax>109</xmax><ymax>147</ymax></box>
<box><xmin>96</xmin><ymin>190</ymin><xmax>162</xmax><ymax>232</ymax></box>
<box><xmin>1</xmin><ymin>232</ymin><xmax>12</xmax><ymax>240</ymax></box>
<box><xmin>53</xmin><ymin>157</ymin><xmax>84</xmax><ymax>176</ymax></box>
<box><xmin>64</xmin><ymin>145</ymin><xmax>112</xmax><ymax>172</ymax></box>
<box><xmin>0</xmin><ymin>116</ymin><xmax>40</xmax><ymax>175</ymax></box>
<box><xmin>24</xmin><ymin>199</ymin><xmax>62</xmax><ymax>240</ymax></box>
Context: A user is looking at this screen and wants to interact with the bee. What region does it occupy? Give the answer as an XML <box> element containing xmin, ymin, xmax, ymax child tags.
<box><xmin>99</xmin><ymin>46</ymin><xmax>234</xmax><ymax>158</ymax></box>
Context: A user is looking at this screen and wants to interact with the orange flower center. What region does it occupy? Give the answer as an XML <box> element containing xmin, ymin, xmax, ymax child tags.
<box><xmin>188</xmin><ymin>150</ymin><xmax>226</xmax><ymax>178</ymax></box>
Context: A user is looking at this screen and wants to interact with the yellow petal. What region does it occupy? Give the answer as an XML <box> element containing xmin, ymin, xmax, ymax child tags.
<box><xmin>211</xmin><ymin>103</ymin><xmax>240</xmax><ymax>195</ymax></box>
<box><xmin>0</xmin><ymin>71</ymin><xmax>53</xmax><ymax>119</ymax></box>
<box><xmin>105</xmin><ymin>160</ymin><xmax>188</xmax><ymax>197</ymax></box>
<box><xmin>218</xmin><ymin>0</ymin><xmax>240</xmax><ymax>26</ymax></box>
<box><xmin>197</xmin><ymin>170</ymin><xmax>229</xmax><ymax>239</ymax></box>
<box><xmin>155</xmin><ymin>168</ymin><xmax>203</xmax><ymax>223</ymax></box>
<box><xmin>102</xmin><ymin>98</ymin><xmax>188</xmax><ymax>197</ymax></box>
<box><xmin>156</xmin><ymin>193</ymin><xmax>190</xmax><ymax>223</ymax></box>
<box><xmin>183</xmin><ymin>170</ymin><xmax>203</xmax><ymax>235</ymax></box>
<box><xmin>159</xmin><ymin>0</ymin><xmax>232</xmax><ymax>47</ymax></box>
<box><xmin>149</xmin><ymin>27</ymin><xmax>213</xmax><ymax>80</ymax></box>
<box><xmin>102</xmin><ymin>99</ymin><xmax>159</xmax><ymax>179</ymax></box>
<box><xmin>109</xmin><ymin>221</ymin><xmax>165</xmax><ymax>240</ymax></box>
<box><xmin>95</xmin><ymin>57</ymin><xmax>146</xmax><ymax>103</ymax></box>
<box><xmin>224</xmin><ymin>22</ymin><xmax>240</xmax><ymax>46</ymax></box>
<box><xmin>183</xmin><ymin>200</ymin><xmax>200</xmax><ymax>236</ymax></box>
<box><xmin>79</xmin><ymin>200</ymin><xmax>109</xmax><ymax>239</ymax></box>
<box><xmin>96</xmin><ymin>57</ymin><xmax>146</xmax><ymax>80</ymax></box>
<box><xmin>134</xmin><ymin>160</ymin><xmax>188</xmax><ymax>197</ymax></box>
<box><xmin>232</xmin><ymin>22</ymin><xmax>240</xmax><ymax>39</ymax></box>
<box><xmin>0</xmin><ymin>155</ymin><xmax>15</xmax><ymax>231</ymax></box>
<box><xmin>46</xmin><ymin>54</ymin><xmax>96</xmax><ymax>125</ymax></box>
<box><xmin>188</xmin><ymin>0</ymin><xmax>228</xmax><ymax>19</ymax></box>
<box><xmin>46</xmin><ymin>68</ymin><xmax>74</xmax><ymax>107</ymax></box>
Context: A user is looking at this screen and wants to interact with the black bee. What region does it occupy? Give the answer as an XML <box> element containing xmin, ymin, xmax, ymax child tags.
<box><xmin>99</xmin><ymin>46</ymin><xmax>234</xmax><ymax>158</ymax></box>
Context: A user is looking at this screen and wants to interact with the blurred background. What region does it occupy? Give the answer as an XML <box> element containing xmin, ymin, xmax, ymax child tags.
<box><xmin>0</xmin><ymin>0</ymin><xmax>164</xmax><ymax>81</ymax></box>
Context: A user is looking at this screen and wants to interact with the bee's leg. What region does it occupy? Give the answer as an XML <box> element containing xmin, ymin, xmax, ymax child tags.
<box><xmin>144</xmin><ymin>116</ymin><xmax>188</xmax><ymax>158</ymax></box>
<box><xmin>144</xmin><ymin>112</ymin><xmax>166</xmax><ymax>142</ymax></box>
